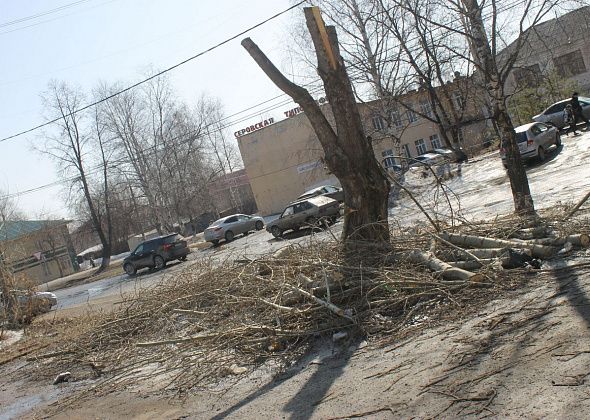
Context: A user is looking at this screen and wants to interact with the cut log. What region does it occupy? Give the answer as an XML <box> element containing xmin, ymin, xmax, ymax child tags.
<box><xmin>440</xmin><ymin>232</ymin><xmax>555</xmax><ymax>258</ymax></box>
<box><xmin>509</xmin><ymin>226</ymin><xmax>548</xmax><ymax>240</ymax></box>
<box><xmin>430</xmin><ymin>233</ymin><xmax>481</xmax><ymax>262</ymax></box>
<box><xmin>449</xmin><ymin>257</ymin><xmax>517</xmax><ymax>270</ymax></box>
<box><xmin>437</xmin><ymin>247</ymin><xmax>531</xmax><ymax>261</ymax></box>
<box><xmin>512</xmin><ymin>234</ymin><xmax>590</xmax><ymax>248</ymax></box>
<box><xmin>406</xmin><ymin>250</ymin><xmax>484</xmax><ymax>282</ymax></box>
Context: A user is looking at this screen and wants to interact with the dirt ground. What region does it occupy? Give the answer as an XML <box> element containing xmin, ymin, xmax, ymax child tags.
<box><xmin>2</xmin><ymin>254</ymin><xmax>590</xmax><ymax>419</ymax></box>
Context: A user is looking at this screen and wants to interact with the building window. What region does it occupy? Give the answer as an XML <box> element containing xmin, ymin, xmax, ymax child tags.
<box><xmin>415</xmin><ymin>138</ymin><xmax>427</xmax><ymax>155</ymax></box>
<box><xmin>372</xmin><ymin>115</ymin><xmax>386</xmax><ymax>131</ymax></box>
<box><xmin>554</xmin><ymin>50</ymin><xmax>587</xmax><ymax>77</ymax></box>
<box><xmin>429</xmin><ymin>134</ymin><xmax>442</xmax><ymax>149</ymax></box>
<box><xmin>389</xmin><ymin>108</ymin><xmax>402</xmax><ymax>128</ymax></box>
<box><xmin>381</xmin><ymin>149</ymin><xmax>393</xmax><ymax>157</ymax></box>
<box><xmin>420</xmin><ymin>101</ymin><xmax>433</xmax><ymax>118</ymax></box>
<box><xmin>513</xmin><ymin>63</ymin><xmax>542</xmax><ymax>88</ymax></box>
<box><xmin>403</xmin><ymin>144</ymin><xmax>411</xmax><ymax>158</ymax></box>
<box><xmin>407</xmin><ymin>108</ymin><xmax>418</xmax><ymax>123</ymax></box>
<box><xmin>383</xmin><ymin>156</ymin><xmax>396</xmax><ymax>168</ymax></box>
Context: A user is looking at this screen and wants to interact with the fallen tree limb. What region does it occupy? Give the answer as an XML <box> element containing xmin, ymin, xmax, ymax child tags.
<box><xmin>440</xmin><ymin>232</ymin><xmax>555</xmax><ymax>258</ymax></box>
<box><xmin>295</xmin><ymin>274</ymin><xmax>355</xmax><ymax>322</ymax></box>
<box><xmin>517</xmin><ymin>234</ymin><xmax>590</xmax><ymax>248</ymax></box>
<box><xmin>406</xmin><ymin>250</ymin><xmax>484</xmax><ymax>282</ymax></box>
<box><xmin>448</xmin><ymin>258</ymin><xmax>509</xmax><ymax>271</ymax></box>
<box><xmin>563</xmin><ymin>190</ymin><xmax>590</xmax><ymax>221</ymax></box>
<box><xmin>437</xmin><ymin>247</ymin><xmax>531</xmax><ymax>261</ymax></box>
<box><xmin>430</xmin><ymin>233</ymin><xmax>482</xmax><ymax>263</ymax></box>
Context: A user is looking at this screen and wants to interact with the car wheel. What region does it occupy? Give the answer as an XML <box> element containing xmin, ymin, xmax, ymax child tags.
<box><xmin>537</xmin><ymin>146</ymin><xmax>545</xmax><ymax>162</ymax></box>
<box><xmin>124</xmin><ymin>263</ymin><xmax>137</xmax><ymax>276</ymax></box>
<box><xmin>255</xmin><ymin>221</ymin><xmax>264</xmax><ymax>230</ymax></box>
<box><xmin>153</xmin><ymin>255</ymin><xmax>166</xmax><ymax>270</ymax></box>
<box><xmin>271</xmin><ymin>226</ymin><xmax>283</xmax><ymax>238</ymax></box>
<box><xmin>225</xmin><ymin>230</ymin><xmax>234</xmax><ymax>242</ymax></box>
<box><xmin>555</xmin><ymin>133</ymin><xmax>561</xmax><ymax>147</ymax></box>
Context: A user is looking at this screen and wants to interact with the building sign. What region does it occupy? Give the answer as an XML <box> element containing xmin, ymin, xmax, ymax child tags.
<box><xmin>284</xmin><ymin>97</ymin><xmax>328</xmax><ymax>119</ymax></box>
<box><xmin>234</xmin><ymin>98</ymin><xmax>327</xmax><ymax>138</ymax></box>
<box><xmin>234</xmin><ymin>118</ymin><xmax>275</xmax><ymax>138</ymax></box>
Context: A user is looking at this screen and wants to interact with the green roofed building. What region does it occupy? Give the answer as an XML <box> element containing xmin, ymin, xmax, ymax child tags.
<box><xmin>0</xmin><ymin>219</ymin><xmax>77</xmax><ymax>286</ymax></box>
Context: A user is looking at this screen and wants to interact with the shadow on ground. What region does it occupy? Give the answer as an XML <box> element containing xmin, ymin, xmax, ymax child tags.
<box><xmin>211</xmin><ymin>339</ymin><xmax>357</xmax><ymax>420</ymax></box>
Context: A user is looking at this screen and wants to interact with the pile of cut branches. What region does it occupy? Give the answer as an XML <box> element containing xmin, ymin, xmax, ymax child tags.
<box><xmin>16</xmin><ymin>211</ymin><xmax>590</xmax><ymax>405</ymax></box>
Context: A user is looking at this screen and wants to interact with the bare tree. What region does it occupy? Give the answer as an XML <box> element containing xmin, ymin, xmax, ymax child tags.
<box><xmin>39</xmin><ymin>81</ymin><xmax>112</xmax><ymax>271</ymax></box>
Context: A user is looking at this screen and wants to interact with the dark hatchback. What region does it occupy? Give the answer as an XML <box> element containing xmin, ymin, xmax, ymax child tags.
<box><xmin>123</xmin><ymin>233</ymin><xmax>190</xmax><ymax>276</ymax></box>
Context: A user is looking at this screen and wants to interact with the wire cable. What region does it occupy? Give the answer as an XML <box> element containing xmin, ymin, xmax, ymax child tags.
<box><xmin>0</xmin><ymin>0</ymin><xmax>305</xmax><ymax>144</ymax></box>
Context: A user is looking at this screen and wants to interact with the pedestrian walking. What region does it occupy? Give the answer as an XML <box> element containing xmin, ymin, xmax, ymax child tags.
<box><xmin>563</xmin><ymin>104</ymin><xmax>579</xmax><ymax>136</ymax></box>
<box><xmin>571</xmin><ymin>92</ymin><xmax>589</xmax><ymax>130</ymax></box>
<box><xmin>455</xmin><ymin>148</ymin><xmax>468</xmax><ymax>177</ymax></box>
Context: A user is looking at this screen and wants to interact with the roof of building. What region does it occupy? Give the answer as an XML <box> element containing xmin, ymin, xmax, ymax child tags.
<box><xmin>500</xmin><ymin>6</ymin><xmax>590</xmax><ymax>61</ymax></box>
<box><xmin>0</xmin><ymin>220</ymin><xmax>69</xmax><ymax>242</ymax></box>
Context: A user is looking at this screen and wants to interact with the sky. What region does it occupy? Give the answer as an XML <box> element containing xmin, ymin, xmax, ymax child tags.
<box><xmin>0</xmin><ymin>0</ymin><xmax>308</xmax><ymax>219</ymax></box>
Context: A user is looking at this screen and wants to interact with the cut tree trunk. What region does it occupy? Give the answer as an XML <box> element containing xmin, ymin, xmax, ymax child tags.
<box><xmin>241</xmin><ymin>7</ymin><xmax>390</xmax><ymax>247</ymax></box>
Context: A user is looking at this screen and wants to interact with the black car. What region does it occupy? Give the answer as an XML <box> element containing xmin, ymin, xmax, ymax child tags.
<box><xmin>123</xmin><ymin>234</ymin><xmax>190</xmax><ymax>276</ymax></box>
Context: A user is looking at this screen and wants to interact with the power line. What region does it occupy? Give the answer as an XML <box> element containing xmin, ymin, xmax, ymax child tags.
<box><xmin>0</xmin><ymin>0</ymin><xmax>120</xmax><ymax>36</ymax></box>
<box><xmin>0</xmin><ymin>83</ymin><xmax>328</xmax><ymax>201</ymax></box>
<box><xmin>0</xmin><ymin>0</ymin><xmax>95</xmax><ymax>28</ymax></box>
<box><xmin>0</xmin><ymin>1</ymin><xmax>306</xmax><ymax>144</ymax></box>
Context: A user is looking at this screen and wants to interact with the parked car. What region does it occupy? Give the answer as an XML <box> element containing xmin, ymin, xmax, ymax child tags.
<box><xmin>431</xmin><ymin>148</ymin><xmax>456</xmax><ymax>161</ymax></box>
<box><xmin>409</xmin><ymin>152</ymin><xmax>447</xmax><ymax>168</ymax></box>
<box><xmin>123</xmin><ymin>233</ymin><xmax>190</xmax><ymax>276</ymax></box>
<box><xmin>0</xmin><ymin>290</ymin><xmax>57</xmax><ymax>315</ymax></box>
<box><xmin>204</xmin><ymin>214</ymin><xmax>264</xmax><ymax>245</ymax></box>
<box><xmin>297</xmin><ymin>185</ymin><xmax>344</xmax><ymax>203</ymax></box>
<box><xmin>533</xmin><ymin>97</ymin><xmax>590</xmax><ymax>129</ymax></box>
<box><xmin>500</xmin><ymin>122</ymin><xmax>561</xmax><ymax>165</ymax></box>
<box><xmin>266</xmin><ymin>195</ymin><xmax>340</xmax><ymax>238</ymax></box>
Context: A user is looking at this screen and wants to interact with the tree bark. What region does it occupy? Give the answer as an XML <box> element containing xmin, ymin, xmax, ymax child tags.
<box><xmin>241</xmin><ymin>7</ymin><xmax>390</xmax><ymax>246</ymax></box>
<box><xmin>461</xmin><ymin>0</ymin><xmax>534</xmax><ymax>215</ymax></box>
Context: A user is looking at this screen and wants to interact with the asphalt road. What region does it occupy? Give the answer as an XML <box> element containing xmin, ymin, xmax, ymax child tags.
<box><xmin>53</xmin><ymin>222</ymin><xmax>344</xmax><ymax>311</ymax></box>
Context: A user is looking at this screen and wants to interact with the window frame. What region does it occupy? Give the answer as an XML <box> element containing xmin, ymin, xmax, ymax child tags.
<box><xmin>415</xmin><ymin>138</ymin><xmax>427</xmax><ymax>155</ymax></box>
<box><xmin>429</xmin><ymin>134</ymin><xmax>442</xmax><ymax>149</ymax></box>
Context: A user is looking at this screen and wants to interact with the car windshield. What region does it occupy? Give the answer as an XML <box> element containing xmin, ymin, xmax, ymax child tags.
<box><xmin>163</xmin><ymin>234</ymin><xmax>179</xmax><ymax>244</ymax></box>
<box><xmin>515</xmin><ymin>132</ymin><xmax>528</xmax><ymax>143</ymax></box>
<box><xmin>210</xmin><ymin>218</ymin><xmax>226</xmax><ymax>226</ymax></box>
